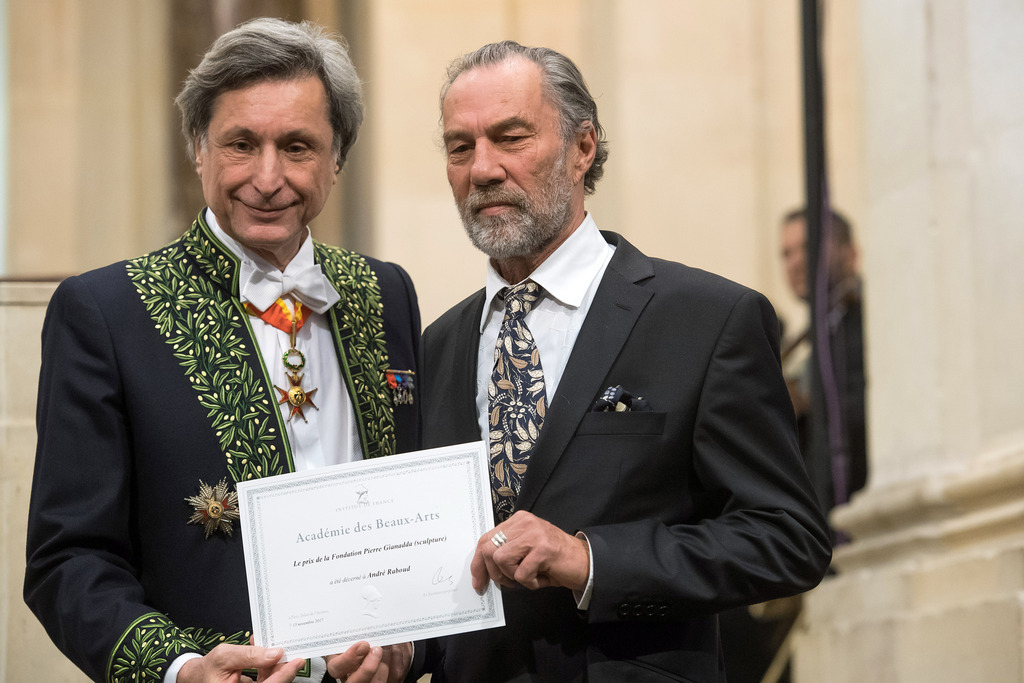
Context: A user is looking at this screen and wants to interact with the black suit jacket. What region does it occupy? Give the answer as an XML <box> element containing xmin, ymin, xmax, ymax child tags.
<box><xmin>25</xmin><ymin>214</ymin><xmax>421</xmax><ymax>682</ymax></box>
<box><xmin>420</xmin><ymin>232</ymin><xmax>830</xmax><ymax>682</ymax></box>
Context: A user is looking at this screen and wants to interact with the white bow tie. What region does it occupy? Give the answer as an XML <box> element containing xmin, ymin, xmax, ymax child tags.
<box><xmin>240</xmin><ymin>260</ymin><xmax>340</xmax><ymax>314</ymax></box>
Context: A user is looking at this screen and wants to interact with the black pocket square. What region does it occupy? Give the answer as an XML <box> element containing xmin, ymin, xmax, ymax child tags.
<box><xmin>591</xmin><ymin>385</ymin><xmax>652</xmax><ymax>412</ymax></box>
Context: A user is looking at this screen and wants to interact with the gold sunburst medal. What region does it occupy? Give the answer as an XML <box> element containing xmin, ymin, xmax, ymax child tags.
<box><xmin>185</xmin><ymin>478</ymin><xmax>240</xmax><ymax>538</ymax></box>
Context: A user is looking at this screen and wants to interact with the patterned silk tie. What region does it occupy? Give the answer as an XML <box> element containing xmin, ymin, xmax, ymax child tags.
<box><xmin>488</xmin><ymin>280</ymin><xmax>546</xmax><ymax>522</ymax></box>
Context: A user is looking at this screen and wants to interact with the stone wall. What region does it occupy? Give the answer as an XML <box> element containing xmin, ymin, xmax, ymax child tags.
<box><xmin>0</xmin><ymin>281</ymin><xmax>85</xmax><ymax>681</ymax></box>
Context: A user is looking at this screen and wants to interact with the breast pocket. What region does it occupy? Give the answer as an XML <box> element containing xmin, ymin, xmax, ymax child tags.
<box><xmin>575</xmin><ymin>411</ymin><xmax>666</xmax><ymax>436</ymax></box>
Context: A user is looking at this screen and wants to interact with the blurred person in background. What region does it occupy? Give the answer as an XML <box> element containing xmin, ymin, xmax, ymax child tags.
<box><xmin>721</xmin><ymin>207</ymin><xmax>866</xmax><ymax>682</ymax></box>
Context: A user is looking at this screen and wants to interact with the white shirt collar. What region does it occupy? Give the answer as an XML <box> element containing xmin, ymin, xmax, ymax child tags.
<box><xmin>480</xmin><ymin>212</ymin><xmax>606</xmax><ymax>332</ymax></box>
<box><xmin>204</xmin><ymin>208</ymin><xmax>339</xmax><ymax>313</ymax></box>
<box><xmin>205</xmin><ymin>208</ymin><xmax>316</xmax><ymax>273</ymax></box>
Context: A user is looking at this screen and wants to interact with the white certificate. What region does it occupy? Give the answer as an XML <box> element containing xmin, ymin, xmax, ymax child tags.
<box><xmin>237</xmin><ymin>442</ymin><xmax>504</xmax><ymax>660</ymax></box>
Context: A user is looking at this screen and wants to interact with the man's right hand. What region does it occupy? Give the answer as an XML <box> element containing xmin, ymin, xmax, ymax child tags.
<box><xmin>177</xmin><ymin>644</ymin><xmax>305</xmax><ymax>682</ymax></box>
<box><xmin>472</xmin><ymin>510</ymin><xmax>590</xmax><ymax>593</ymax></box>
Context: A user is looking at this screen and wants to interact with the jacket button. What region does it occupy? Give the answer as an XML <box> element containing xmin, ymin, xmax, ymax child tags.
<box><xmin>617</xmin><ymin>603</ymin><xmax>631</xmax><ymax>618</ymax></box>
<box><xmin>646</xmin><ymin>605</ymin><xmax>658</xmax><ymax>617</ymax></box>
<box><xmin>632</xmin><ymin>605</ymin><xmax>645</xmax><ymax>617</ymax></box>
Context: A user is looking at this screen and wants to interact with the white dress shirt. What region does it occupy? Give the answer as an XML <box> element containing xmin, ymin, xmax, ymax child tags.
<box><xmin>207</xmin><ymin>210</ymin><xmax>363</xmax><ymax>471</ymax></box>
<box><xmin>475</xmin><ymin>213</ymin><xmax>614</xmax><ymax>434</ymax></box>
<box><xmin>476</xmin><ymin>213</ymin><xmax>615</xmax><ymax>610</ymax></box>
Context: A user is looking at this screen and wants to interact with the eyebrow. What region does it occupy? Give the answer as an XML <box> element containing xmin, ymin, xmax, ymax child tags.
<box><xmin>216</xmin><ymin>125</ymin><xmax>323</xmax><ymax>144</ymax></box>
<box><xmin>443</xmin><ymin>115</ymin><xmax>537</xmax><ymax>145</ymax></box>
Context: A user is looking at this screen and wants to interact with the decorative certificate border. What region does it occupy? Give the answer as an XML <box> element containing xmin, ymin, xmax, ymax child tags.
<box><xmin>238</xmin><ymin>442</ymin><xmax>503</xmax><ymax>658</ymax></box>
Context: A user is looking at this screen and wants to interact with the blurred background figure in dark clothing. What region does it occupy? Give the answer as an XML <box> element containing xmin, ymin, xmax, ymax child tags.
<box><xmin>720</xmin><ymin>208</ymin><xmax>866</xmax><ymax>683</ymax></box>
<box><xmin>780</xmin><ymin>207</ymin><xmax>867</xmax><ymax>517</ymax></box>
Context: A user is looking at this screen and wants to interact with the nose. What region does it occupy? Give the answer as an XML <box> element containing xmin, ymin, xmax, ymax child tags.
<box><xmin>469</xmin><ymin>141</ymin><xmax>506</xmax><ymax>187</ymax></box>
<box><xmin>252</xmin><ymin>147</ymin><xmax>285</xmax><ymax>197</ymax></box>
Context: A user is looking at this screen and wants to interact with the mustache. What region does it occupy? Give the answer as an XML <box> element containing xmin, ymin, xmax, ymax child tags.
<box><xmin>462</xmin><ymin>186</ymin><xmax>529</xmax><ymax>213</ymax></box>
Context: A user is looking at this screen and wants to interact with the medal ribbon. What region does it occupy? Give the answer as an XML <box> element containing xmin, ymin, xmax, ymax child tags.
<box><xmin>245</xmin><ymin>298</ymin><xmax>320</xmax><ymax>422</ymax></box>
<box><xmin>244</xmin><ymin>298</ymin><xmax>308</xmax><ymax>335</ymax></box>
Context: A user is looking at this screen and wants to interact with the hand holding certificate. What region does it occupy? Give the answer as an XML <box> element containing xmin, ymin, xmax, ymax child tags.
<box><xmin>237</xmin><ymin>442</ymin><xmax>504</xmax><ymax>661</ymax></box>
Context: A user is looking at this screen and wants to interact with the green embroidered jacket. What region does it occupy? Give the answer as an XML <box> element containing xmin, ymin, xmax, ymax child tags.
<box><xmin>25</xmin><ymin>214</ymin><xmax>421</xmax><ymax>682</ymax></box>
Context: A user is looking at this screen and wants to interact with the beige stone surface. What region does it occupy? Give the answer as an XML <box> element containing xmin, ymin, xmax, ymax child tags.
<box><xmin>801</xmin><ymin>544</ymin><xmax>1024</xmax><ymax>682</ymax></box>
<box><xmin>0</xmin><ymin>281</ymin><xmax>88</xmax><ymax>681</ymax></box>
<box><xmin>861</xmin><ymin>0</ymin><xmax>1024</xmax><ymax>489</ymax></box>
<box><xmin>7</xmin><ymin>0</ymin><xmax>174</xmax><ymax>280</ymax></box>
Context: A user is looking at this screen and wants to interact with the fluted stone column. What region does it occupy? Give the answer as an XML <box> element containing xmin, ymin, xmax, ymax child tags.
<box><xmin>797</xmin><ymin>1</ymin><xmax>1024</xmax><ymax>680</ymax></box>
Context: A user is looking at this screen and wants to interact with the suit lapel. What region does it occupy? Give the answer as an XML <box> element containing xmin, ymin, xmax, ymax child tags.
<box><xmin>516</xmin><ymin>233</ymin><xmax>655</xmax><ymax>511</ymax></box>
<box><xmin>448</xmin><ymin>292</ymin><xmax>487</xmax><ymax>443</ymax></box>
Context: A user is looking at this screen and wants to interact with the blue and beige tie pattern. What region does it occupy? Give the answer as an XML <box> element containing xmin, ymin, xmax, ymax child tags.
<box><xmin>488</xmin><ymin>281</ymin><xmax>546</xmax><ymax>521</ymax></box>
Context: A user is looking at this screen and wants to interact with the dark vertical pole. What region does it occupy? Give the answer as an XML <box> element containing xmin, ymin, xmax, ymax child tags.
<box><xmin>801</xmin><ymin>0</ymin><xmax>850</xmax><ymax>534</ymax></box>
<box><xmin>801</xmin><ymin>0</ymin><xmax>824</xmax><ymax>308</ymax></box>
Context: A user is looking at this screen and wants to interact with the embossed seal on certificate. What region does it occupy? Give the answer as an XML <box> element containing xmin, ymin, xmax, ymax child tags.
<box><xmin>186</xmin><ymin>478</ymin><xmax>241</xmax><ymax>538</ymax></box>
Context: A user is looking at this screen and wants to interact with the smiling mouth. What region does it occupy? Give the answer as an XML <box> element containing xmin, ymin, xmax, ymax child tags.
<box><xmin>243</xmin><ymin>202</ymin><xmax>293</xmax><ymax>217</ymax></box>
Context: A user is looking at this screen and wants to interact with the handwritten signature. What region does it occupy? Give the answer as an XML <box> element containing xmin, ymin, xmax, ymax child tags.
<box><xmin>432</xmin><ymin>566</ymin><xmax>454</xmax><ymax>587</ymax></box>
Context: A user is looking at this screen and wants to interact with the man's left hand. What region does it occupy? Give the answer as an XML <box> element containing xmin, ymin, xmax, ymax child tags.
<box><xmin>471</xmin><ymin>511</ymin><xmax>590</xmax><ymax>593</ymax></box>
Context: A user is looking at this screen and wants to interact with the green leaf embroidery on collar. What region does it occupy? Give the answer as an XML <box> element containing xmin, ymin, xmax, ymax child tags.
<box><xmin>127</xmin><ymin>214</ymin><xmax>396</xmax><ymax>477</ymax></box>
<box><xmin>126</xmin><ymin>220</ymin><xmax>288</xmax><ymax>483</ymax></box>
<box><xmin>314</xmin><ymin>242</ymin><xmax>395</xmax><ymax>459</ymax></box>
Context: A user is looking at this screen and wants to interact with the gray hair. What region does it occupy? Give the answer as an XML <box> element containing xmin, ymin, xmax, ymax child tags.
<box><xmin>175</xmin><ymin>17</ymin><xmax>363</xmax><ymax>169</ymax></box>
<box><xmin>441</xmin><ymin>41</ymin><xmax>609</xmax><ymax>195</ymax></box>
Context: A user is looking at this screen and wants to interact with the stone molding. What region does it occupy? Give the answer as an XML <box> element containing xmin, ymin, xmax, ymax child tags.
<box><xmin>832</xmin><ymin>448</ymin><xmax>1024</xmax><ymax>572</ymax></box>
<box><xmin>0</xmin><ymin>279</ymin><xmax>60</xmax><ymax>305</ymax></box>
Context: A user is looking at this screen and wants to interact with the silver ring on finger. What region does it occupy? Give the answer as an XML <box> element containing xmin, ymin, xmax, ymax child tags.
<box><xmin>491</xmin><ymin>530</ymin><xmax>508</xmax><ymax>548</ymax></box>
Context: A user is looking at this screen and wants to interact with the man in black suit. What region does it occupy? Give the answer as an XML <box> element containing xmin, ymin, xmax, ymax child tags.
<box><xmin>25</xmin><ymin>18</ymin><xmax>415</xmax><ymax>683</ymax></box>
<box><xmin>417</xmin><ymin>41</ymin><xmax>832</xmax><ymax>682</ymax></box>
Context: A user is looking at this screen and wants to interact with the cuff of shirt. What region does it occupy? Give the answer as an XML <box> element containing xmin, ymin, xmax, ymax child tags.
<box><xmin>165</xmin><ymin>652</ymin><xmax>202</xmax><ymax>683</ymax></box>
<box><xmin>166</xmin><ymin>653</ymin><xmax>338</xmax><ymax>683</ymax></box>
<box><xmin>572</xmin><ymin>531</ymin><xmax>594</xmax><ymax>610</ymax></box>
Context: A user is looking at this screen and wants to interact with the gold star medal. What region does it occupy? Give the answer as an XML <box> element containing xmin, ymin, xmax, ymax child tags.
<box><xmin>244</xmin><ymin>300</ymin><xmax>321</xmax><ymax>422</ymax></box>
<box><xmin>274</xmin><ymin>341</ymin><xmax>319</xmax><ymax>423</ymax></box>
<box><xmin>185</xmin><ymin>478</ymin><xmax>240</xmax><ymax>538</ymax></box>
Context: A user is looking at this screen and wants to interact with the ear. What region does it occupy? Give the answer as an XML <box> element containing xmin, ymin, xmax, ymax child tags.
<box><xmin>193</xmin><ymin>139</ymin><xmax>204</xmax><ymax>177</ymax></box>
<box><xmin>570</xmin><ymin>122</ymin><xmax>598</xmax><ymax>186</ymax></box>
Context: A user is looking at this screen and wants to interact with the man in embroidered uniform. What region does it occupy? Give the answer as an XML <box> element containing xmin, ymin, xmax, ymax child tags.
<box><xmin>411</xmin><ymin>42</ymin><xmax>832</xmax><ymax>681</ymax></box>
<box><xmin>25</xmin><ymin>19</ymin><xmax>418</xmax><ymax>683</ymax></box>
